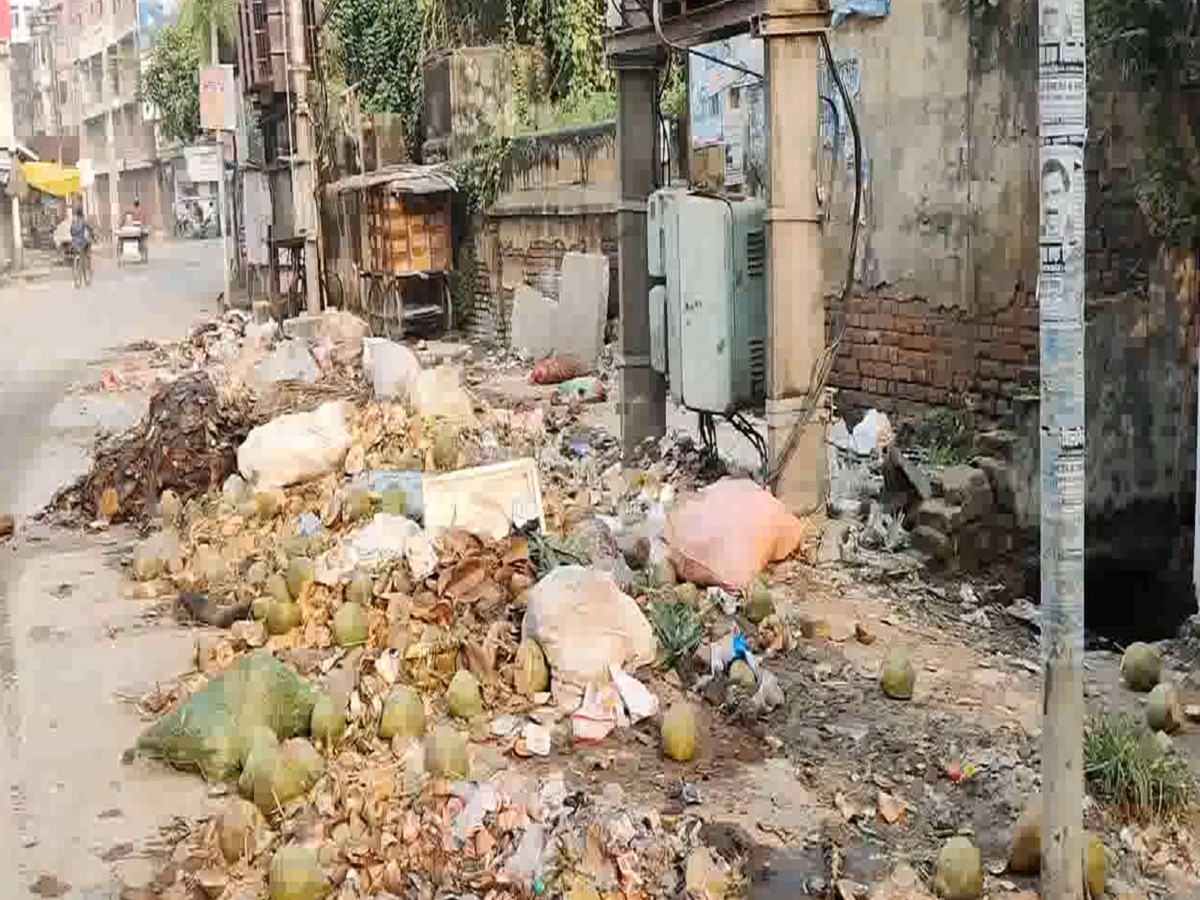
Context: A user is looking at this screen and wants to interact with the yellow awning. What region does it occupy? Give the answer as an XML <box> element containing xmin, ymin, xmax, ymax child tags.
<box><xmin>20</xmin><ymin>161</ymin><xmax>81</xmax><ymax>198</ymax></box>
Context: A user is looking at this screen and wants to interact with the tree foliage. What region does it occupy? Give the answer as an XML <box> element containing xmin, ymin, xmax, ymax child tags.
<box><xmin>141</xmin><ymin>24</ymin><xmax>201</xmax><ymax>146</ymax></box>
<box><xmin>327</xmin><ymin>0</ymin><xmax>614</xmax><ymax>160</ymax></box>
<box><xmin>1090</xmin><ymin>0</ymin><xmax>1200</xmax><ymax>243</ymax></box>
<box><xmin>178</xmin><ymin>0</ymin><xmax>237</xmax><ymax>63</ymax></box>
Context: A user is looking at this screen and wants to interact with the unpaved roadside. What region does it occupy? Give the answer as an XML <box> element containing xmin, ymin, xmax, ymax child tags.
<box><xmin>0</xmin><ymin>240</ymin><xmax>222</xmax><ymax>898</ymax></box>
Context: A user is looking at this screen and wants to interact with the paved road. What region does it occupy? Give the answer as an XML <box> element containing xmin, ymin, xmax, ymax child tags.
<box><xmin>0</xmin><ymin>239</ymin><xmax>224</xmax><ymax>899</ymax></box>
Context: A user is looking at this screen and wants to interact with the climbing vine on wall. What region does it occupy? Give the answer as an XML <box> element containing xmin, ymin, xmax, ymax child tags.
<box><xmin>327</xmin><ymin>0</ymin><xmax>613</xmax><ymax>160</ymax></box>
<box><xmin>1090</xmin><ymin>0</ymin><xmax>1200</xmax><ymax>244</ymax></box>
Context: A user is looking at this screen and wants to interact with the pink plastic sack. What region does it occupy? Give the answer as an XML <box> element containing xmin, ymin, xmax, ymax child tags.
<box><xmin>665</xmin><ymin>478</ymin><xmax>806</xmax><ymax>589</ymax></box>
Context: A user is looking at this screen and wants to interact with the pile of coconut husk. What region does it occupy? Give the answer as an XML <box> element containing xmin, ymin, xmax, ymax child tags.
<box><xmin>46</xmin><ymin>372</ymin><xmax>251</xmax><ymax>524</ymax></box>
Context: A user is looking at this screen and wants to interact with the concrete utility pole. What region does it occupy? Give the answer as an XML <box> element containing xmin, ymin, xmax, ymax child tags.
<box><xmin>1037</xmin><ymin>0</ymin><xmax>1087</xmax><ymax>892</ymax></box>
<box><xmin>758</xmin><ymin>0</ymin><xmax>829</xmax><ymax>515</ymax></box>
<box><xmin>212</xmin><ymin>20</ymin><xmax>232</xmax><ymax>310</ymax></box>
<box><xmin>614</xmin><ymin>53</ymin><xmax>667</xmax><ymax>456</ymax></box>
<box><xmin>0</xmin><ymin>40</ymin><xmax>22</xmax><ymax>271</ymax></box>
<box><xmin>283</xmin><ymin>0</ymin><xmax>320</xmax><ymax>314</ymax></box>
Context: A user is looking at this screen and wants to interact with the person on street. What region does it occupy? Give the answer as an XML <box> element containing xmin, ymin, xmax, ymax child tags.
<box><xmin>70</xmin><ymin>203</ymin><xmax>90</xmax><ymax>257</ymax></box>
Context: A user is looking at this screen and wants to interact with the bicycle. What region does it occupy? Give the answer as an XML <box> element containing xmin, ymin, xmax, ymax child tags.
<box><xmin>71</xmin><ymin>246</ymin><xmax>92</xmax><ymax>288</ymax></box>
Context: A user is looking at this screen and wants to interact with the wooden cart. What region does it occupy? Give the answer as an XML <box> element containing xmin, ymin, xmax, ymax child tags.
<box><xmin>324</xmin><ymin>164</ymin><xmax>456</xmax><ymax>339</ymax></box>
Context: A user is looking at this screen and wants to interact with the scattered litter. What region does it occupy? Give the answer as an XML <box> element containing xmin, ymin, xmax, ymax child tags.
<box><xmin>523</xmin><ymin>566</ymin><xmax>656</xmax><ymax>692</ymax></box>
<box><xmin>362</xmin><ymin>336</ymin><xmax>421</xmax><ymax>401</ymax></box>
<box><xmin>530</xmin><ymin>356</ymin><xmax>589</xmax><ymax>384</ymax></box>
<box><xmin>237</xmin><ymin>401</ymin><xmax>352</xmax><ymax>490</ymax></box>
<box><xmin>556</xmin><ymin>376</ymin><xmax>606</xmax><ymax>403</ymax></box>
<box><xmin>666</xmin><ymin>478</ymin><xmax>806</xmax><ymax>588</ymax></box>
<box><xmin>423</xmin><ymin>458</ymin><xmax>544</xmax><ymax>541</ymax></box>
<box><xmin>611</xmin><ymin>666</ymin><xmax>659</xmax><ymax>723</ymax></box>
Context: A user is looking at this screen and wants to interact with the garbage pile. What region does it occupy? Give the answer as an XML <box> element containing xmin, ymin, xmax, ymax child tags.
<box><xmin>79</xmin><ymin>308</ymin><xmax>826</xmax><ymax>899</ymax></box>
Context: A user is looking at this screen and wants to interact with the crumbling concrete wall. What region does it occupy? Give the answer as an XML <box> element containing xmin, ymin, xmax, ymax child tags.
<box><xmin>821</xmin><ymin>0</ymin><xmax>1039</xmax><ymax>416</ymax></box>
<box><xmin>467</xmin><ymin>123</ymin><xmax>619</xmax><ymax>343</ymax></box>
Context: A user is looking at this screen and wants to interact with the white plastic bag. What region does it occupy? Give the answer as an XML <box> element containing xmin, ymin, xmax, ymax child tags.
<box><xmin>362</xmin><ymin>337</ymin><xmax>422</xmax><ymax>402</ymax></box>
<box><xmin>237</xmin><ymin>401</ymin><xmax>352</xmax><ymax>489</ymax></box>
<box><xmin>522</xmin><ymin>566</ymin><xmax>656</xmax><ymax>689</ymax></box>
<box><xmin>250</xmin><ymin>339</ymin><xmax>318</xmax><ymax>386</ymax></box>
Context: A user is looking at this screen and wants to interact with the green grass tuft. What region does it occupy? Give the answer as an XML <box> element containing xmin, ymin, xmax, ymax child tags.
<box><xmin>1084</xmin><ymin>714</ymin><xmax>1194</xmax><ymax>820</ymax></box>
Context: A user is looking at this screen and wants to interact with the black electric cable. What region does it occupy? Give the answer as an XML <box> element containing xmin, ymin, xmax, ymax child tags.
<box><xmin>765</xmin><ymin>30</ymin><xmax>863</xmax><ymax>493</ymax></box>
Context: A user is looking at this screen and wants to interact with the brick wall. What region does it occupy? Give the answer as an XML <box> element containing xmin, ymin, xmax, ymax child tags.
<box><xmin>826</xmin><ymin>291</ymin><xmax>1039</xmax><ymax>420</ymax></box>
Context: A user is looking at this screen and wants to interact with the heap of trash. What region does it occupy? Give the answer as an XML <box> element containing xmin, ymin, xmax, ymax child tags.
<box><xmin>53</xmin><ymin>307</ymin><xmax>822</xmax><ymax>899</ymax></box>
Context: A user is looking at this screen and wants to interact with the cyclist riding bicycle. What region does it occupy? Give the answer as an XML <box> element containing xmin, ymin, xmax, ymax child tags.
<box><xmin>70</xmin><ymin>203</ymin><xmax>90</xmax><ymax>256</ymax></box>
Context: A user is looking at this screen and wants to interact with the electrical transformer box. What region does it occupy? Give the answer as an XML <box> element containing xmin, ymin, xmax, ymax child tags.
<box><xmin>647</xmin><ymin>189</ymin><xmax>767</xmax><ymax>414</ymax></box>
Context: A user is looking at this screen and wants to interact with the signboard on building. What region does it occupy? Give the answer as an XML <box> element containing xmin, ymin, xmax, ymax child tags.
<box><xmin>79</xmin><ymin>158</ymin><xmax>94</xmax><ymax>188</ymax></box>
<box><xmin>199</xmin><ymin>64</ymin><xmax>236</xmax><ymax>132</ymax></box>
<box><xmin>0</xmin><ymin>0</ymin><xmax>12</xmax><ymax>43</ymax></box>
<box><xmin>184</xmin><ymin>144</ymin><xmax>220</xmax><ymax>183</ymax></box>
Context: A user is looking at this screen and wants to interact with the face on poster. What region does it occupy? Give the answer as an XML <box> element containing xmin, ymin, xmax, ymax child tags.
<box><xmin>1040</xmin><ymin>144</ymin><xmax>1085</xmax><ymax>252</ymax></box>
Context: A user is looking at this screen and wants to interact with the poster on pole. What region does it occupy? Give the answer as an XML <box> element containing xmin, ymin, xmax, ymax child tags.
<box><xmin>199</xmin><ymin>65</ymin><xmax>237</xmax><ymax>132</ymax></box>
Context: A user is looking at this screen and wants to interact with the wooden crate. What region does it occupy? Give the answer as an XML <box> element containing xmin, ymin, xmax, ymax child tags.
<box><xmin>364</xmin><ymin>187</ymin><xmax>451</xmax><ymax>275</ymax></box>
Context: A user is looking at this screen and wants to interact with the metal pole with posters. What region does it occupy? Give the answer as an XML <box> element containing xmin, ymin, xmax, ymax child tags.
<box><xmin>1037</xmin><ymin>0</ymin><xmax>1086</xmax><ymax>892</ymax></box>
<box><xmin>201</xmin><ymin>48</ymin><xmax>233</xmax><ymax>310</ymax></box>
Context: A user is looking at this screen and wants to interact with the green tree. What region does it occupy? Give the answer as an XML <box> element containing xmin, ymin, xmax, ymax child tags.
<box><xmin>141</xmin><ymin>24</ymin><xmax>201</xmax><ymax>145</ymax></box>
<box><xmin>330</xmin><ymin>0</ymin><xmax>425</xmax><ymax>143</ymax></box>
<box><xmin>178</xmin><ymin>0</ymin><xmax>237</xmax><ymax>64</ymax></box>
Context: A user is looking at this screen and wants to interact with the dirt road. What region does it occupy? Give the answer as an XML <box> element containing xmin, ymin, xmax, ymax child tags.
<box><xmin>0</xmin><ymin>240</ymin><xmax>224</xmax><ymax>898</ymax></box>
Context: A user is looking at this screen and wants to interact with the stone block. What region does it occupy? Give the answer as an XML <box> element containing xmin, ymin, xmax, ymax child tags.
<box><xmin>555</xmin><ymin>251</ymin><xmax>608</xmax><ymax>363</ymax></box>
<box><xmin>510</xmin><ymin>285</ymin><xmax>559</xmax><ymax>360</ymax></box>
<box><xmin>884</xmin><ymin>444</ymin><xmax>932</xmax><ymax>505</ymax></box>
<box><xmin>972</xmin><ymin>455</ymin><xmax>1015</xmax><ymax>514</ymax></box>
<box><xmin>912</xmin><ymin>525</ymin><xmax>954</xmax><ymax>562</ymax></box>
<box><xmin>933</xmin><ymin>465</ymin><xmax>994</xmax><ymax>522</ymax></box>
<box><xmin>283</xmin><ymin>309</ymin><xmax>371</xmax><ymax>343</ymax></box>
<box><xmin>974</xmin><ymin>429</ymin><xmax>1018</xmax><ymax>462</ymax></box>
<box><xmin>916</xmin><ymin>498</ymin><xmax>965</xmax><ymax>534</ymax></box>
<box><xmin>509</xmin><ymin>253</ymin><xmax>608</xmax><ymax>365</ymax></box>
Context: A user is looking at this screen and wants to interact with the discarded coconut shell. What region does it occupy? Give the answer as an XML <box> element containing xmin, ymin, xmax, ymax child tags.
<box><xmin>160</xmin><ymin>489</ymin><xmax>182</xmax><ymax>527</ymax></box>
<box><xmin>728</xmin><ymin>659</ymin><xmax>757</xmax><ymax>691</ymax></box>
<box><xmin>880</xmin><ymin>648</ymin><xmax>916</xmax><ymax>700</ymax></box>
<box><xmin>238</xmin><ymin>727</ymin><xmax>281</xmax><ymax>805</ymax></box>
<box><xmin>242</xmin><ymin>737</ymin><xmax>323</xmax><ymax>815</ymax></box>
<box><xmin>744</xmin><ymin>578</ymin><xmax>775</xmax><ymax>625</ymax></box>
<box><xmin>1008</xmin><ymin>793</ymin><xmax>1042</xmax><ymax>874</ymax></box>
<box><xmin>268</xmin><ymin>844</ymin><xmax>329</xmax><ymax>900</ymax></box>
<box><xmin>254</xmin><ymin>490</ymin><xmax>285</xmax><ymax>520</ymax></box>
<box><xmin>285</xmin><ymin>557</ymin><xmax>315</xmax><ymax>600</ymax></box>
<box><xmin>662</xmin><ymin>702</ymin><xmax>697</xmax><ymax>762</ymax></box>
<box><xmin>934</xmin><ymin>836</ymin><xmax>983</xmax><ymax>900</ymax></box>
<box><xmin>343</xmin><ymin>490</ymin><xmax>374</xmax><ymax>523</ymax></box>
<box><xmin>266</xmin><ymin>601</ymin><xmax>303</xmax><ymax>636</ymax></box>
<box><xmin>252</xmin><ymin>596</ymin><xmax>271</xmax><ymax>621</ymax></box>
<box><xmin>332</xmin><ymin>602</ymin><xmax>369</xmax><ymax>648</ymax></box>
<box><xmin>1083</xmin><ymin>832</ymin><xmax>1106</xmax><ymax>898</ymax></box>
<box><xmin>310</xmin><ymin>693</ymin><xmax>347</xmax><ymax>747</ymax></box>
<box><xmin>513</xmin><ymin>639</ymin><xmax>550</xmax><ymax>696</ymax></box>
<box><xmin>1147</xmin><ymin>682</ymin><xmax>1184</xmax><ymax>734</ymax></box>
<box><xmin>266</xmin><ymin>573</ymin><xmax>292</xmax><ymax>605</ymax></box>
<box><xmin>217</xmin><ymin>801</ymin><xmax>264</xmax><ymax>868</ymax></box>
<box><xmin>345</xmin><ymin>574</ymin><xmax>375</xmax><ymax>607</ymax></box>
<box><xmin>428</xmin><ymin>724</ymin><xmax>469</xmax><ymax>779</ymax></box>
<box><xmin>217</xmin><ymin>797</ymin><xmax>264</xmax><ymax>864</ymax></box>
<box><xmin>379</xmin><ymin>687</ymin><xmax>425</xmax><ymax>741</ymax></box>
<box><xmin>447</xmin><ymin>670</ymin><xmax>484</xmax><ymax>719</ymax></box>
<box><xmin>1121</xmin><ymin>642</ymin><xmax>1162</xmax><ymax>693</ymax></box>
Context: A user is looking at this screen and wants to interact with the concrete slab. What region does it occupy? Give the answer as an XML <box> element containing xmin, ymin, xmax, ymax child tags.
<box><xmin>556</xmin><ymin>252</ymin><xmax>608</xmax><ymax>364</ymax></box>
<box><xmin>509</xmin><ymin>253</ymin><xmax>608</xmax><ymax>365</ymax></box>
<box><xmin>510</xmin><ymin>284</ymin><xmax>559</xmax><ymax>360</ymax></box>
